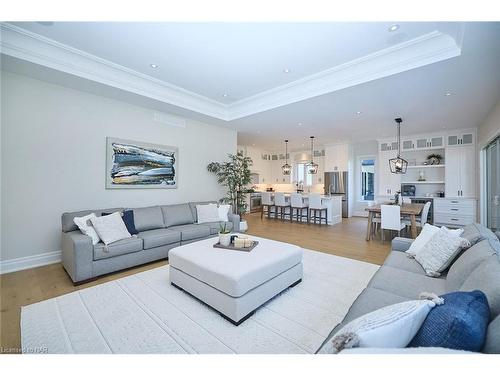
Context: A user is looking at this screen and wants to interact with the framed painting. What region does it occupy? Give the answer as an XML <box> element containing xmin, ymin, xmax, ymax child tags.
<box><xmin>106</xmin><ymin>137</ymin><xmax>178</xmax><ymax>189</ymax></box>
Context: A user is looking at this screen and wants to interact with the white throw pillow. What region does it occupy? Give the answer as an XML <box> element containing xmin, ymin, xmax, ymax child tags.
<box><xmin>330</xmin><ymin>299</ymin><xmax>437</xmax><ymax>353</ymax></box>
<box><xmin>196</xmin><ymin>204</ymin><xmax>220</xmax><ymax>224</ymax></box>
<box><xmin>218</xmin><ymin>204</ymin><xmax>231</xmax><ymax>222</ymax></box>
<box><xmin>415</xmin><ymin>227</ymin><xmax>471</xmax><ymax>277</ymax></box>
<box><xmin>73</xmin><ymin>213</ymin><xmax>100</xmax><ymax>245</ymax></box>
<box><xmin>90</xmin><ymin>212</ymin><xmax>131</xmax><ymax>245</ymax></box>
<box><xmin>441</xmin><ymin>226</ymin><xmax>464</xmax><ymax>237</ymax></box>
<box><xmin>406</xmin><ymin>224</ymin><xmax>463</xmax><ymax>257</ymax></box>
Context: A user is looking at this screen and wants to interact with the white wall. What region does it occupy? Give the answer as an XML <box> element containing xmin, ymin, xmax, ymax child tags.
<box><xmin>350</xmin><ymin>141</ymin><xmax>379</xmax><ymax>217</ymax></box>
<box><xmin>1</xmin><ymin>71</ymin><xmax>237</xmax><ymax>263</ymax></box>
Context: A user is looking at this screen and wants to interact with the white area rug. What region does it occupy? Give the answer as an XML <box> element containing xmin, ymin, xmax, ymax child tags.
<box><xmin>21</xmin><ymin>249</ymin><xmax>379</xmax><ymax>354</ymax></box>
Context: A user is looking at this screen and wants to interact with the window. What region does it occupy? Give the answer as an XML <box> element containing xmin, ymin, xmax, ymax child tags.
<box><xmin>294</xmin><ymin>163</ymin><xmax>313</xmax><ymax>186</ymax></box>
<box><xmin>360</xmin><ymin>158</ymin><xmax>375</xmax><ymax>201</ymax></box>
<box><xmin>485</xmin><ymin>135</ymin><xmax>499</xmax><ymax>232</ymax></box>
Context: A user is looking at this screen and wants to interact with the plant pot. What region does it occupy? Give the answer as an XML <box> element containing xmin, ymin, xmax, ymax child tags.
<box><xmin>219</xmin><ymin>233</ymin><xmax>231</xmax><ymax>247</ymax></box>
<box><xmin>239</xmin><ymin>220</ymin><xmax>248</xmax><ymax>233</ymax></box>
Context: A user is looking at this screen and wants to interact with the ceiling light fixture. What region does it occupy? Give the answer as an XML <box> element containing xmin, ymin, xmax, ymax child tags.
<box><xmin>388</xmin><ymin>24</ymin><xmax>400</xmax><ymax>32</ymax></box>
<box><xmin>306</xmin><ymin>136</ymin><xmax>319</xmax><ymax>174</ymax></box>
<box><xmin>298</xmin><ymin>122</ymin><xmax>302</xmax><ymax>126</ymax></box>
<box><xmin>444</xmin><ymin>92</ymin><xmax>452</xmax><ymax>96</ymax></box>
<box><xmin>356</xmin><ymin>111</ymin><xmax>362</xmax><ymax>115</ymax></box>
<box><xmin>150</xmin><ymin>64</ymin><xmax>159</xmax><ymax>68</ymax></box>
<box><xmin>283</xmin><ymin>68</ymin><xmax>291</xmax><ymax>73</ymax></box>
<box><xmin>389</xmin><ymin>118</ymin><xmax>408</xmax><ymax>174</ymax></box>
<box><xmin>281</xmin><ymin>140</ymin><xmax>291</xmax><ymax>175</ymax></box>
<box><xmin>222</xmin><ymin>93</ymin><xmax>228</xmax><ymax>97</ymax></box>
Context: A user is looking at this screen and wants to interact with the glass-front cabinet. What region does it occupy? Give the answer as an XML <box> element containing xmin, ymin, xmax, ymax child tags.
<box><xmin>399</xmin><ymin>136</ymin><xmax>444</xmax><ymax>151</ymax></box>
<box><xmin>447</xmin><ymin>132</ymin><xmax>474</xmax><ymax>146</ymax></box>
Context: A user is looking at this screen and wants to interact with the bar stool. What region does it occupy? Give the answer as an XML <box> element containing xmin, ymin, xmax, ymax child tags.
<box><xmin>290</xmin><ymin>193</ymin><xmax>308</xmax><ymax>222</ymax></box>
<box><xmin>308</xmin><ymin>193</ymin><xmax>328</xmax><ymax>225</ymax></box>
<box><xmin>274</xmin><ymin>192</ymin><xmax>290</xmax><ymax>220</ymax></box>
<box><xmin>261</xmin><ymin>192</ymin><xmax>275</xmax><ymax>219</ymax></box>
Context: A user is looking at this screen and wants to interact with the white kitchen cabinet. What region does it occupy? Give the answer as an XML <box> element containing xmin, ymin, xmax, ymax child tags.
<box><xmin>401</xmin><ymin>136</ymin><xmax>444</xmax><ymax>150</ymax></box>
<box><xmin>445</xmin><ymin>144</ymin><xmax>475</xmax><ymax>198</ymax></box>
<box><xmin>434</xmin><ymin>198</ymin><xmax>476</xmax><ymax>227</ymax></box>
<box><xmin>312</xmin><ymin>156</ymin><xmax>325</xmax><ymax>185</ymax></box>
<box><xmin>324</xmin><ymin>144</ymin><xmax>349</xmax><ymax>171</ymax></box>
<box><xmin>378</xmin><ymin>150</ymin><xmax>401</xmax><ymax>197</ymax></box>
<box><xmin>447</xmin><ymin>132</ymin><xmax>474</xmax><ymax>147</ymax></box>
<box><xmin>270</xmin><ymin>159</ymin><xmax>291</xmax><ymax>184</ymax></box>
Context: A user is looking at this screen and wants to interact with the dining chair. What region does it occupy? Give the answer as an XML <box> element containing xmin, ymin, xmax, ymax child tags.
<box><xmin>274</xmin><ymin>192</ymin><xmax>290</xmax><ymax>221</ymax></box>
<box><xmin>308</xmin><ymin>193</ymin><xmax>327</xmax><ymax>225</ymax></box>
<box><xmin>261</xmin><ymin>192</ymin><xmax>275</xmax><ymax>219</ymax></box>
<box><xmin>290</xmin><ymin>193</ymin><xmax>308</xmax><ymax>222</ymax></box>
<box><xmin>403</xmin><ymin>201</ymin><xmax>431</xmax><ymax>231</ymax></box>
<box><xmin>369</xmin><ymin>199</ymin><xmax>382</xmax><ymax>239</ymax></box>
<box><xmin>380</xmin><ymin>204</ymin><xmax>406</xmax><ymax>242</ymax></box>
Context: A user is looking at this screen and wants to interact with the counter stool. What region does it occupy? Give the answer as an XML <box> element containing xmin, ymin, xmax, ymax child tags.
<box><xmin>261</xmin><ymin>192</ymin><xmax>275</xmax><ymax>219</ymax></box>
<box><xmin>274</xmin><ymin>192</ymin><xmax>290</xmax><ymax>221</ymax></box>
<box><xmin>290</xmin><ymin>193</ymin><xmax>308</xmax><ymax>222</ymax></box>
<box><xmin>308</xmin><ymin>193</ymin><xmax>328</xmax><ymax>225</ymax></box>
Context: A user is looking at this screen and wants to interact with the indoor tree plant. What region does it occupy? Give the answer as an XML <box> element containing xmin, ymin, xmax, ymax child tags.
<box><xmin>207</xmin><ymin>151</ymin><xmax>253</xmax><ymax>218</ymax></box>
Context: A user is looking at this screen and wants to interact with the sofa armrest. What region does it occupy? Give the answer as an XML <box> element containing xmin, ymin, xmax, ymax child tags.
<box><xmin>61</xmin><ymin>231</ymin><xmax>94</xmax><ymax>283</ymax></box>
<box><xmin>391</xmin><ymin>237</ymin><xmax>414</xmax><ymax>252</ymax></box>
<box><xmin>228</xmin><ymin>213</ymin><xmax>241</xmax><ymax>232</ymax></box>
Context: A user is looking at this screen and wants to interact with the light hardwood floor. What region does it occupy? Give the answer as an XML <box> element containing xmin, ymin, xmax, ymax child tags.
<box><xmin>0</xmin><ymin>215</ymin><xmax>390</xmax><ymax>352</ymax></box>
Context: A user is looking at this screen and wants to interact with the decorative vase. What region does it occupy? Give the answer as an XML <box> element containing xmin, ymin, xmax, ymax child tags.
<box><xmin>239</xmin><ymin>220</ymin><xmax>248</xmax><ymax>233</ymax></box>
<box><xmin>219</xmin><ymin>233</ymin><xmax>231</xmax><ymax>247</ymax></box>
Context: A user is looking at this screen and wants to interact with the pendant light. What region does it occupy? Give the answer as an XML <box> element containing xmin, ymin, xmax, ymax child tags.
<box><xmin>281</xmin><ymin>140</ymin><xmax>291</xmax><ymax>175</ymax></box>
<box><xmin>306</xmin><ymin>136</ymin><xmax>318</xmax><ymax>174</ymax></box>
<box><xmin>389</xmin><ymin>117</ymin><xmax>408</xmax><ymax>174</ymax></box>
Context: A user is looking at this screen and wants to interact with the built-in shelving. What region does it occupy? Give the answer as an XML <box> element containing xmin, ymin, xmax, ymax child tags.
<box><xmin>406</xmin><ymin>165</ymin><xmax>445</xmax><ymax>169</ymax></box>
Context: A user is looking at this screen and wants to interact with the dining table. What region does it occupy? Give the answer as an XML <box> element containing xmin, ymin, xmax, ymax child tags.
<box><xmin>365</xmin><ymin>202</ymin><xmax>425</xmax><ymax>241</ymax></box>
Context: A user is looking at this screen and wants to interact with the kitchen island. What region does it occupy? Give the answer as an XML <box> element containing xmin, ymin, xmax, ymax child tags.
<box><xmin>256</xmin><ymin>192</ymin><xmax>342</xmax><ymax>225</ymax></box>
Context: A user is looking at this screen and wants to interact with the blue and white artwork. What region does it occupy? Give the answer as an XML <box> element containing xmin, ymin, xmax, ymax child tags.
<box><xmin>106</xmin><ymin>137</ymin><xmax>178</xmax><ymax>189</ymax></box>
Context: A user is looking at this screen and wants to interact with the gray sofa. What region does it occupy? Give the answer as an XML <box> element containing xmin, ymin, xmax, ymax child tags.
<box><xmin>61</xmin><ymin>201</ymin><xmax>240</xmax><ymax>284</ymax></box>
<box><xmin>320</xmin><ymin>223</ymin><xmax>500</xmax><ymax>354</ymax></box>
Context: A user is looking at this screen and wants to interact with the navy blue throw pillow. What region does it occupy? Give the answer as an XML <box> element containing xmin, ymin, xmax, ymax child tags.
<box><xmin>101</xmin><ymin>210</ymin><xmax>138</xmax><ymax>235</ymax></box>
<box><xmin>409</xmin><ymin>290</ymin><xmax>490</xmax><ymax>352</ymax></box>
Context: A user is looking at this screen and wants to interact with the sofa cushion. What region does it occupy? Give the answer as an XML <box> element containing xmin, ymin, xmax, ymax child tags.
<box><xmin>447</xmin><ymin>239</ymin><xmax>499</xmax><ymax>292</ymax></box>
<box><xmin>131</xmin><ymin>206</ymin><xmax>164</xmax><ymax>231</ymax></box>
<box><xmin>93</xmin><ymin>237</ymin><xmax>143</xmax><ymax>261</ymax></box>
<box><xmin>200</xmin><ymin>221</ymin><xmax>234</xmax><ymax>235</ymax></box>
<box><xmin>483</xmin><ymin>314</ymin><xmax>500</xmax><ymax>353</ymax></box>
<box><xmin>188</xmin><ymin>201</ymin><xmax>217</xmax><ymax>222</ymax></box>
<box><xmin>161</xmin><ymin>204</ymin><xmax>194</xmax><ymax>228</ymax></box>
<box><xmin>138</xmin><ymin>228</ymin><xmax>181</xmax><ymax>249</ymax></box>
<box><xmin>460</xmin><ymin>255</ymin><xmax>500</xmax><ymax>318</ymax></box>
<box><xmin>383</xmin><ymin>251</ymin><xmax>426</xmax><ymax>275</ymax></box>
<box><xmin>461</xmin><ymin>223</ymin><xmax>500</xmax><ymax>246</ymax></box>
<box><xmin>62</xmin><ymin>208</ymin><xmax>124</xmax><ymax>232</ymax></box>
<box><xmin>170</xmin><ymin>224</ymin><xmax>211</xmax><ymax>241</ymax></box>
<box><xmin>409</xmin><ymin>291</ymin><xmax>490</xmax><ymax>352</ymax></box>
<box><xmin>368</xmin><ymin>266</ymin><xmax>446</xmax><ymax>299</ymax></box>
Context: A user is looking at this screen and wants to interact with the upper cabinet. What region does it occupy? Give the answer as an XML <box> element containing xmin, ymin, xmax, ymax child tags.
<box><xmin>324</xmin><ymin>144</ymin><xmax>350</xmax><ymax>171</ymax></box>
<box><xmin>400</xmin><ymin>136</ymin><xmax>444</xmax><ymax>151</ymax></box>
<box><xmin>445</xmin><ymin>144</ymin><xmax>476</xmax><ymax>198</ymax></box>
<box><xmin>380</xmin><ymin>141</ymin><xmax>399</xmax><ymax>152</ymax></box>
<box><xmin>447</xmin><ymin>132</ymin><xmax>474</xmax><ymax>147</ymax></box>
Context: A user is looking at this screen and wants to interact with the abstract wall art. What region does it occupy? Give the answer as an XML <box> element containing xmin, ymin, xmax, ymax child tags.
<box><xmin>106</xmin><ymin>137</ymin><xmax>178</xmax><ymax>189</ymax></box>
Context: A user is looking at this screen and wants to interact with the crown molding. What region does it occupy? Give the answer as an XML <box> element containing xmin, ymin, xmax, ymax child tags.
<box><xmin>0</xmin><ymin>23</ymin><xmax>230</xmax><ymax>120</ymax></box>
<box><xmin>1</xmin><ymin>24</ymin><xmax>462</xmax><ymax>122</ymax></box>
<box><xmin>227</xmin><ymin>31</ymin><xmax>461</xmax><ymax>120</ymax></box>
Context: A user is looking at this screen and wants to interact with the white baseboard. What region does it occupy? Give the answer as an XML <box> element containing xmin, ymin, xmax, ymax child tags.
<box><xmin>353</xmin><ymin>211</ymin><xmax>369</xmax><ymax>217</ymax></box>
<box><xmin>0</xmin><ymin>251</ymin><xmax>61</xmax><ymax>274</ymax></box>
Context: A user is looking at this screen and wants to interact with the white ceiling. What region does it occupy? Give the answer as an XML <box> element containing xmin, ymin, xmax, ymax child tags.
<box><xmin>2</xmin><ymin>22</ymin><xmax>500</xmax><ymax>151</ymax></box>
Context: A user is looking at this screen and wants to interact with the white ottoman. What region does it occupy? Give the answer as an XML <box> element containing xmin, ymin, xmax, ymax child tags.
<box><xmin>168</xmin><ymin>236</ymin><xmax>303</xmax><ymax>325</ymax></box>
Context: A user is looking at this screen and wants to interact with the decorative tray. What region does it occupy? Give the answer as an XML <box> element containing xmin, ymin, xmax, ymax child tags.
<box><xmin>213</xmin><ymin>241</ymin><xmax>259</xmax><ymax>252</ymax></box>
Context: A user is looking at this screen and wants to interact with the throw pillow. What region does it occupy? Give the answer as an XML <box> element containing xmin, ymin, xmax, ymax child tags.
<box><xmin>196</xmin><ymin>204</ymin><xmax>219</xmax><ymax>224</ymax></box>
<box><xmin>330</xmin><ymin>299</ymin><xmax>438</xmax><ymax>353</ymax></box>
<box><xmin>90</xmin><ymin>212</ymin><xmax>131</xmax><ymax>245</ymax></box>
<box><xmin>415</xmin><ymin>227</ymin><xmax>471</xmax><ymax>276</ymax></box>
<box><xmin>406</xmin><ymin>223</ymin><xmax>440</xmax><ymax>257</ymax></box>
<box><xmin>218</xmin><ymin>204</ymin><xmax>231</xmax><ymax>222</ymax></box>
<box><xmin>73</xmin><ymin>213</ymin><xmax>101</xmax><ymax>245</ymax></box>
<box><xmin>409</xmin><ymin>290</ymin><xmax>490</xmax><ymax>352</ymax></box>
<box><xmin>102</xmin><ymin>210</ymin><xmax>138</xmax><ymax>235</ymax></box>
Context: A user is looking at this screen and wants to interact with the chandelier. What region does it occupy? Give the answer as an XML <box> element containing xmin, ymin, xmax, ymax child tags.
<box><xmin>389</xmin><ymin>118</ymin><xmax>408</xmax><ymax>174</ymax></box>
<box><xmin>281</xmin><ymin>140</ymin><xmax>291</xmax><ymax>175</ymax></box>
<box><xmin>306</xmin><ymin>136</ymin><xmax>318</xmax><ymax>174</ymax></box>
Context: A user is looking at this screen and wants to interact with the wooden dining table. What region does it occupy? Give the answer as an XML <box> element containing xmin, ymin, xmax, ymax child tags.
<box><xmin>365</xmin><ymin>203</ymin><xmax>425</xmax><ymax>241</ymax></box>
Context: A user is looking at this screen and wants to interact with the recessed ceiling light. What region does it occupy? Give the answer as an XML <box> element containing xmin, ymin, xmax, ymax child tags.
<box><xmin>283</xmin><ymin>68</ymin><xmax>291</xmax><ymax>73</ymax></box>
<box><xmin>388</xmin><ymin>24</ymin><xmax>400</xmax><ymax>32</ymax></box>
<box><xmin>256</xmin><ymin>130</ymin><xmax>261</xmax><ymax>134</ymax></box>
<box><xmin>252</xmin><ymin>144</ymin><xmax>256</xmax><ymax>146</ymax></box>
<box><xmin>298</xmin><ymin>122</ymin><xmax>302</xmax><ymax>126</ymax></box>
<box><xmin>302</xmin><ymin>143</ymin><xmax>305</xmax><ymax>147</ymax></box>
<box><xmin>150</xmin><ymin>64</ymin><xmax>159</xmax><ymax>68</ymax></box>
<box><xmin>444</xmin><ymin>92</ymin><xmax>452</xmax><ymax>96</ymax></box>
<box><xmin>356</xmin><ymin>111</ymin><xmax>362</xmax><ymax>115</ymax></box>
<box><xmin>222</xmin><ymin>93</ymin><xmax>228</xmax><ymax>97</ymax></box>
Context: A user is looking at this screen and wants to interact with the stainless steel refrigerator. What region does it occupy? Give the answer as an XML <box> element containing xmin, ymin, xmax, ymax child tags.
<box><xmin>324</xmin><ymin>171</ymin><xmax>349</xmax><ymax>218</ymax></box>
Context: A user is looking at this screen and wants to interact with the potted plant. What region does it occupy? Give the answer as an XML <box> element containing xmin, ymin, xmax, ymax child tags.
<box><xmin>207</xmin><ymin>151</ymin><xmax>253</xmax><ymax>218</ymax></box>
<box><xmin>426</xmin><ymin>153</ymin><xmax>443</xmax><ymax>165</ymax></box>
<box><xmin>218</xmin><ymin>222</ymin><xmax>232</xmax><ymax>246</ymax></box>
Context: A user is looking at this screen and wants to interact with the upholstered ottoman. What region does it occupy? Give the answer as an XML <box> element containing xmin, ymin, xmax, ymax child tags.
<box><xmin>168</xmin><ymin>236</ymin><xmax>303</xmax><ymax>325</ymax></box>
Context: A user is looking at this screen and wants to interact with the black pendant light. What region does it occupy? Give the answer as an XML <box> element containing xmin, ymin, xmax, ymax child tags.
<box><xmin>389</xmin><ymin>117</ymin><xmax>408</xmax><ymax>174</ymax></box>
<box><xmin>281</xmin><ymin>140</ymin><xmax>291</xmax><ymax>175</ymax></box>
<box><xmin>306</xmin><ymin>136</ymin><xmax>318</xmax><ymax>174</ymax></box>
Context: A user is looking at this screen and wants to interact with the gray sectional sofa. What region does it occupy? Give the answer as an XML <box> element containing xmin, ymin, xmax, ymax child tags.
<box><xmin>320</xmin><ymin>223</ymin><xmax>500</xmax><ymax>354</ymax></box>
<box><xmin>61</xmin><ymin>201</ymin><xmax>240</xmax><ymax>284</ymax></box>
